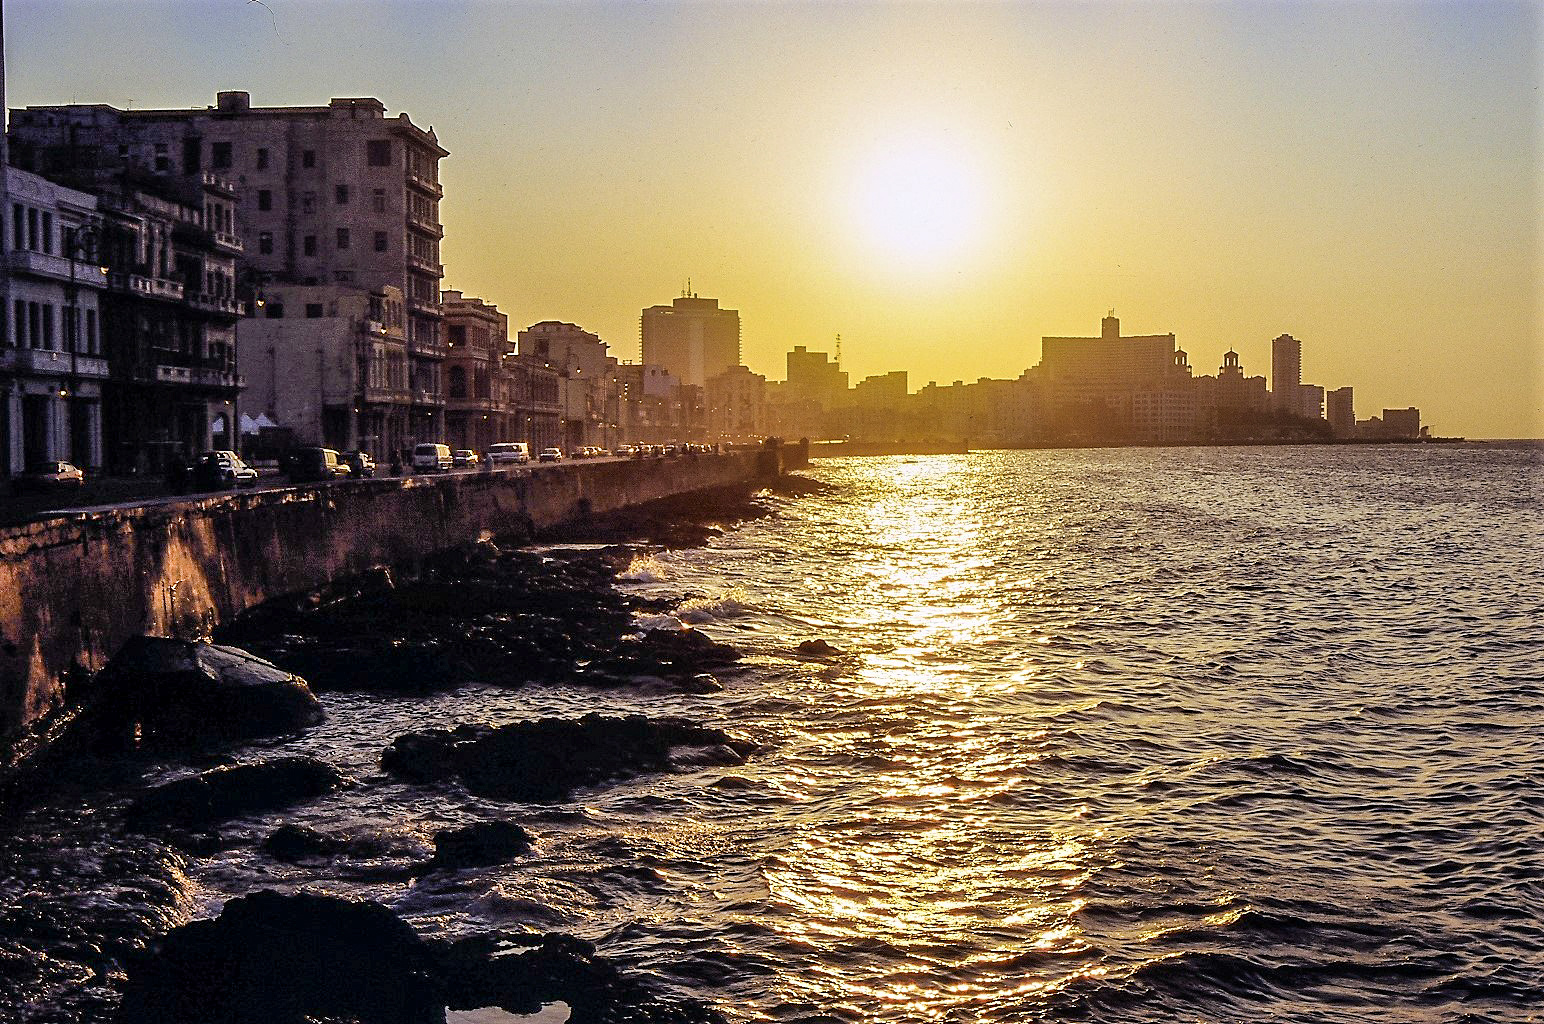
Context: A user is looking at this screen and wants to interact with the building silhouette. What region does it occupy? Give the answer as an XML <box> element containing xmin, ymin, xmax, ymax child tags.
<box><xmin>639</xmin><ymin>292</ymin><xmax>740</xmax><ymax>388</ymax></box>
<box><xmin>1271</xmin><ymin>333</ymin><xmax>1301</xmax><ymax>412</ymax></box>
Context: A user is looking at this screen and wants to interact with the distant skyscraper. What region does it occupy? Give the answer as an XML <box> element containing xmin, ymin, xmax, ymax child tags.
<box><xmin>1272</xmin><ymin>334</ymin><xmax>1302</xmax><ymax>412</ymax></box>
<box><xmin>640</xmin><ymin>292</ymin><xmax>741</xmax><ymax>388</ymax></box>
<box><xmin>1327</xmin><ymin>387</ymin><xmax>1355</xmax><ymax>438</ymax></box>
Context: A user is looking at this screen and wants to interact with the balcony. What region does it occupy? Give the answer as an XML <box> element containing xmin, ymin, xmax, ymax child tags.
<box><xmin>412</xmin><ymin>388</ymin><xmax>440</xmax><ymax>406</ymax></box>
<box><xmin>408</xmin><ymin>252</ymin><xmax>442</xmax><ymax>275</ymax></box>
<box><xmin>406</xmin><ymin>171</ymin><xmax>443</xmax><ymax>198</ymax></box>
<box><xmin>193</xmin><ymin>367</ymin><xmax>242</xmax><ymax>389</ymax></box>
<box><xmin>406</xmin><ymin>210</ymin><xmax>444</xmax><ymax>237</ymax></box>
<box><xmin>109</xmin><ymin>272</ymin><xmax>184</xmax><ymax>302</ymax></box>
<box><xmin>151</xmin><ymin>364</ymin><xmax>193</xmax><ymax>385</ymax></box>
<box><xmin>8</xmin><ymin>250</ymin><xmax>109</xmax><ymax>288</ymax></box>
<box><xmin>212</xmin><ymin>231</ymin><xmax>244</xmax><ymax>254</ymax></box>
<box><xmin>0</xmin><ymin>347</ymin><xmax>110</xmax><ymax>378</ymax></box>
<box><xmin>407</xmin><ymin>336</ymin><xmax>445</xmax><ymax>358</ymax></box>
<box><xmin>200</xmin><ymin>171</ymin><xmax>238</xmax><ymax>197</ymax></box>
<box><xmin>363</xmin><ymin>383</ymin><xmax>413</xmax><ymax>405</ymax></box>
<box><xmin>187</xmin><ymin>292</ymin><xmax>245</xmax><ymax>317</ymax></box>
<box><xmin>447</xmin><ymin>395</ymin><xmax>499</xmax><ymax>413</ymax></box>
<box><xmin>407</xmin><ymin>295</ymin><xmax>441</xmax><ymax>317</ymax></box>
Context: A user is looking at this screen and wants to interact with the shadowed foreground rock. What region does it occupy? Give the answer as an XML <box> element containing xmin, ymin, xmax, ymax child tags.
<box><xmin>383</xmin><ymin>713</ymin><xmax>755</xmax><ymax>802</ymax></box>
<box><xmin>429</xmin><ymin>819</ymin><xmax>535</xmax><ymax>870</ymax></box>
<box><xmin>125</xmin><ymin>757</ymin><xmax>345</xmax><ymax>831</ymax></box>
<box><xmin>88</xmin><ymin>638</ymin><xmax>323</xmax><ymax>749</ymax></box>
<box><xmin>116</xmin><ymin>889</ymin><xmax>726</xmax><ymax>1024</ymax></box>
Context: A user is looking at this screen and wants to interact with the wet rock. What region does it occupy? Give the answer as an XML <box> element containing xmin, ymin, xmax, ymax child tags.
<box><xmin>432</xmin><ymin>931</ymin><xmax>728</xmax><ymax>1024</ymax></box>
<box><xmin>125</xmin><ymin>757</ymin><xmax>345</xmax><ymax>832</ymax></box>
<box><xmin>262</xmin><ymin>823</ymin><xmax>348</xmax><ymax>862</ymax></box>
<box><xmin>115</xmin><ymin>890</ymin><xmax>443</xmax><ymax>1024</ymax></box>
<box><xmin>429</xmin><ymin>820</ymin><xmax>535</xmax><ymax>870</ymax></box>
<box><xmin>383</xmin><ymin>714</ymin><xmax>755</xmax><ymax>803</ymax></box>
<box><xmin>796</xmin><ymin>638</ymin><xmax>842</xmax><ymax>659</ymax></box>
<box><xmin>117</xmin><ymin>891</ymin><xmax>726</xmax><ymax>1024</ymax></box>
<box><xmin>89</xmin><ymin>638</ymin><xmax>323</xmax><ymax>749</ymax></box>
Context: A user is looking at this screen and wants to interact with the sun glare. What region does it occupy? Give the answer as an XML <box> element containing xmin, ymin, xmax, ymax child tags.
<box><xmin>851</xmin><ymin>139</ymin><xmax>987</xmax><ymax>272</ymax></box>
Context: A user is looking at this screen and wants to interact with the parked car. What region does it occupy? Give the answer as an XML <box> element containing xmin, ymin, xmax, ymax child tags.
<box><xmin>192</xmin><ymin>450</ymin><xmax>258</xmax><ymax>490</ymax></box>
<box><xmin>452</xmin><ymin>449</ymin><xmax>480</xmax><ymax>468</ymax></box>
<box><xmin>412</xmin><ymin>443</ymin><xmax>452</xmax><ymax>473</ymax></box>
<box><xmin>537</xmin><ymin>447</ymin><xmax>563</xmax><ymax>462</ymax></box>
<box><xmin>341</xmin><ymin>450</ymin><xmax>375</xmax><ymax>478</ymax></box>
<box><xmin>288</xmin><ymin>447</ymin><xmax>351</xmax><ymax>483</ymax></box>
<box><xmin>11</xmin><ymin>460</ymin><xmax>85</xmax><ymax>495</ymax></box>
<box><xmin>485</xmin><ymin>442</ymin><xmax>530</xmax><ymax>465</ymax></box>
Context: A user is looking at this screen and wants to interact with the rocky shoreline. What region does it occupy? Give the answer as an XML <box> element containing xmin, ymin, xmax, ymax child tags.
<box><xmin>0</xmin><ymin>479</ymin><xmax>826</xmax><ymax>1023</ymax></box>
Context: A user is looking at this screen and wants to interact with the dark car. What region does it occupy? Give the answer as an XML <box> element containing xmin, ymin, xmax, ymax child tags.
<box><xmin>341</xmin><ymin>450</ymin><xmax>376</xmax><ymax>478</ymax></box>
<box><xmin>191</xmin><ymin>450</ymin><xmax>258</xmax><ymax>491</ymax></box>
<box><xmin>11</xmin><ymin>460</ymin><xmax>85</xmax><ymax>495</ymax></box>
<box><xmin>288</xmin><ymin>447</ymin><xmax>351</xmax><ymax>483</ymax></box>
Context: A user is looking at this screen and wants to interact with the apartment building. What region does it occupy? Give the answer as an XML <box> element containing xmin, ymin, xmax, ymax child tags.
<box><xmin>517</xmin><ymin>320</ymin><xmax>619</xmax><ymax>449</ymax></box>
<box><xmin>441</xmin><ymin>290</ymin><xmax>506</xmax><ymax>453</ymax></box>
<box><xmin>11</xmin><ymin>91</ymin><xmax>449</xmax><ymax>447</ymax></box>
<box><xmin>0</xmin><ymin>168</ymin><xmax>109</xmax><ymax>473</ymax></box>
<box><xmin>238</xmin><ymin>284</ymin><xmax>410</xmax><ymax>459</ymax></box>
<box><xmin>640</xmin><ymin>292</ymin><xmax>741</xmax><ymax>388</ymax></box>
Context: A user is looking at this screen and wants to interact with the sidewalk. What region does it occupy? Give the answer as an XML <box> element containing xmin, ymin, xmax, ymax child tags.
<box><xmin>1</xmin><ymin>474</ymin><xmax>175</xmax><ymax>528</ymax></box>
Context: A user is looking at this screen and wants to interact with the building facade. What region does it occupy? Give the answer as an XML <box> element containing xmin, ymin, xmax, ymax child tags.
<box><xmin>441</xmin><ymin>290</ymin><xmax>506</xmax><ymax>453</ymax></box>
<box><xmin>1031</xmin><ymin>315</ymin><xmax>1195</xmax><ymax>443</ymax></box>
<box><xmin>1327</xmin><ymin>386</ymin><xmax>1355</xmax><ymax>438</ymax></box>
<box><xmin>1271</xmin><ymin>333</ymin><xmax>1302</xmax><ymax>412</ymax></box>
<box><xmin>1</xmin><ymin>168</ymin><xmax>108</xmax><ymax>474</ymax></box>
<box><xmin>516</xmin><ymin>320</ymin><xmax>619</xmax><ymax>449</ymax></box>
<box><xmin>640</xmin><ymin>292</ymin><xmax>740</xmax><ymax>388</ymax></box>
<box><xmin>705</xmin><ymin>364</ymin><xmax>767</xmax><ymax>444</ymax></box>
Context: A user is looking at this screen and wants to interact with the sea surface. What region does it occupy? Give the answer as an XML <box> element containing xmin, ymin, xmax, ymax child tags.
<box><xmin>3</xmin><ymin>443</ymin><xmax>1542</xmax><ymax>1023</ymax></box>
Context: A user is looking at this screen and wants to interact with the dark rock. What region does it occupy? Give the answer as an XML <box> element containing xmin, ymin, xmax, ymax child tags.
<box><xmin>796</xmin><ymin>638</ymin><xmax>842</xmax><ymax>658</ymax></box>
<box><xmin>125</xmin><ymin>757</ymin><xmax>345</xmax><ymax>831</ymax></box>
<box><xmin>118</xmin><ymin>890</ymin><xmax>728</xmax><ymax>1024</ymax></box>
<box><xmin>89</xmin><ymin>638</ymin><xmax>323</xmax><ymax>749</ymax></box>
<box><xmin>115</xmin><ymin>890</ymin><xmax>443</xmax><ymax>1024</ymax></box>
<box><xmin>432</xmin><ymin>931</ymin><xmax>728</xmax><ymax>1024</ymax></box>
<box><xmin>429</xmin><ymin>820</ymin><xmax>535</xmax><ymax>870</ymax></box>
<box><xmin>262</xmin><ymin>823</ymin><xmax>347</xmax><ymax>862</ymax></box>
<box><xmin>383</xmin><ymin>714</ymin><xmax>755</xmax><ymax>802</ymax></box>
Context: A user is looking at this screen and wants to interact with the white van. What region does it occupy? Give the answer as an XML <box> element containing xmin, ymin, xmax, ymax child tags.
<box><xmin>412</xmin><ymin>442</ymin><xmax>452</xmax><ymax>473</ymax></box>
<box><xmin>485</xmin><ymin>442</ymin><xmax>531</xmax><ymax>465</ymax></box>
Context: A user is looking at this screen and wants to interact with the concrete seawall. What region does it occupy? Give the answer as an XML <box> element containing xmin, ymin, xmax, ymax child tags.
<box><xmin>0</xmin><ymin>449</ymin><xmax>795</xmax><ymax>767</ymax></box>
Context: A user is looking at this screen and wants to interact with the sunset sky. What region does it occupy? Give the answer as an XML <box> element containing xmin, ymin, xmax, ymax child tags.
<box><xmin>7</xmin><ymin>0</ymin><xmax>1539</xmax><ymax>437</ymax></box>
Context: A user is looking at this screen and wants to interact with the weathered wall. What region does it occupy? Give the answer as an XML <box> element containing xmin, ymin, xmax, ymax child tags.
<box><xmin>0</xmin><ymin>451</ymin><xmax>790</xmax><ymax>765</ymax></box>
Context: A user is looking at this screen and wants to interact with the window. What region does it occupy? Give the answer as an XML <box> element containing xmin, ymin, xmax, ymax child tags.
<box><xmin>211</xmin><ymin>141</ymin><xmax>232</xmax><ymax>169</ymax></box>
<box><xmin>305</xmin><ymin>303</ymin><xmax>324</xmax><ymax>319</ymax></box>
<box><xmin>336</xmin><ymin>228</ymin><xmax>350</xmax><ymax>250</ymax></box>
<box><xmin>41</xmin><ymin>212</ymin><xmax>53</xmax><ymax>254</ymax></box>
<box><xmin>258</xmin><ymin>231</ymin><xmax>273</xmax><ymax>255</ymax></box>
<box><xmin>373</xmin><ymin>231</ymin><xmax>388</xmax><ymax>252</ymax></box>
<box><xmin>154</xmin><ymin>142</ymin><xmax>169</xmax><ymax>173</ymax></box>
<box><xmin>448</xmin><ymin>366</ymin><xmax>467</xmax><ymax>399</ymax></box>
<box><xmin>27</xmin><ymin>208</ymin><xmax>38</xmax><ymax>250</ymax></box>
<box><xmin>302</xmin><ymin>149</ymin><xmax>316</xmax><ymax>169</ymax></box>
<box><xmin>301</xmin><ymin>192</ymin><xmax>315</xmax><ymax>214</ymax></box>
<box><xmin>367</xmin><ymin>140</ymin><xmax>391</xmax><ymax>166</ymax></box>
<box><xmin>265</xmin><ymin>303</ymin><xmax>284</xmax><ymax>319</ymax></box>
<box><xmin>256</xmin><ymin>147</ymin><xmax>269</xmax><ymax>170</ymax></box>
<box><xmin>86</xmin><ymin>309</ymin><xmax>97</xmax><ymax>355</ymax></box>
<box><xmin>335</xmin><ymin>184</ymin><xmax>349</xmax><ymax>205</ymax></box>
<box><xmin>41</xmin><ymin>303</ymin><xmax>54</xmax><ymax>350</ymax></box>
<box><xmin>27</xmin><ymin>302</ymin><xmax>39</xmax><ymax>348</ymax></box>
<box><xmin>182</xmin><ymin>138</ymin><xmax>200</xmax><ymax>174</ymax></box>
<box><xmin>13</xmin><ymin>300</ymin><xmax>24</xmax><ymax>346</ymax></box>
<box><xmin>372</xmin><ymin>188</ymin><xmax>386</xmax><ymax>213</ymax></box>
<box><xmin>257</xmin><ymin>190</ymin><xmax>272</xmax><ymax>211</ymax></box>
<box><xmin>11</xmin><ymin>204</ymin><xmax>22</xmax><ymax>250</ymax></box>
<box><xmin>303</xmin><ymin>235</ymin><xmax>316</xmax><ymax>256</ymax></box>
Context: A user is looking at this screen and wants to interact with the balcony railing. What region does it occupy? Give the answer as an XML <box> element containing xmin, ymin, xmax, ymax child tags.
<box><xmin>0</xmin><ymin>347</ymin><xmax>110</xmax><ymax>378</ymax></box>
<box><xmin>407</xmin><ymin>252</ymin><xmax>442</xmax><ymax>275</ymax></box>
<box><xmin>406</xmin><ymin>210</ymin><xmax>443</xmax><ymax>237</ymax></box>
<box><xmin>407</xmin><ymin>295</ymin><xmax>440</xmax><ymax>316</ymax></box>
<box><xmin>109</xmin><ymin>272</ymin><xmax>184</xmax><ymax>302</ymax></box>
<box><xmin>8</xmin><ymin>250</ymin><xmax>109</xmax><ymax>287</ymax></box>
<box><xmin>406</xmin><ymin>171</ymin><xmax>443</xmax><ymax>198</ymax></box>
<box><xmin>412</xmin><ymin>388</ymin><xmax>439</xmax><ymax>405</ymax></box>
<box><xmin>187</xmin><ymin>292</ymin><xmax>245</xmax><ymax>317</ymax></box>
<box><xmin>212</xmin><ymin>231</ymin><xmax>244</xmax><ymax>254</ymax></box>
<box><xmin>192</xmin><ymin>367</ymin><xmax>242</xmax><ymax>389</ymax></box>
<box><xmin>363</xmin><ymin>384</ymin><xmax>413</xmax><ymax>404</ymax></box>
<box><xmin>200</xmin><ymin>171</ymin><xmax>239</xmax><ymax>196</ymax></box>
<box><xmin>407</xmin><ymin>337</ymin><xmax>445</xmax><ymax>358</ymax></box>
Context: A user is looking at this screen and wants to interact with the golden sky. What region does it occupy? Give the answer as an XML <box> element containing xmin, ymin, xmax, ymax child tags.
<box><xmin>9</xmin><ymin>0</ymin><xmax>1541</xmax><ymax>436</ymax></box>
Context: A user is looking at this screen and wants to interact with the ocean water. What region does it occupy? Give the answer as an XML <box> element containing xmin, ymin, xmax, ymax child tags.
<box><xmin>2</xmin><ymin>443</ymin><xmax>1541</xmax><ymax>1022</ymax></box>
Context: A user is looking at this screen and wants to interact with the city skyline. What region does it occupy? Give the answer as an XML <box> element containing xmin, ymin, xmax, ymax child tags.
<box><xmin>6</xmin><ymin>0</ymin><xmax>1538</xmax><ymax>437</ymax></box>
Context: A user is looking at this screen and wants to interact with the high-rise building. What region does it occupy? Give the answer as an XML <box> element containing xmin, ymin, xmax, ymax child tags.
<box><xmin>1327</xmin><ymin>387</ymin><xmax>1355</xmax><ymax>438</ymax></box>
<box><xmin>639</xmin><ymin>292</ymin><xmax>740</xmax><ymax>388</ymax></box>
<box><xmin>1271</xmin><ymin>333</ymin><xmax>1302</xmax><ymax>412</ymax></box>
<box><xmin>1031</xmin><ymin>315</ymin><xmax>1195</xmax><ymax>442</ymax></box>
<box><xmin>11</xmin><ymin>92</ymin><xmax>450</xmax><ymax>444</ymax></box>
<box><xmin>1382</xmin><ymin>407</ymin><xmax>1421</xmax><ymax>439</ymax></box>
<box><xmin>1298</xmin><ymin>383</ymin><xmax>1325</xmax><ymax>420</ymax></box>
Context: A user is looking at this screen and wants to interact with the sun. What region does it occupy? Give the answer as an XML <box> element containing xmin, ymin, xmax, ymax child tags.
<box><xmin>850</xmin><ymin>139</ymin><xmax>987</xmax><ymax>272</ymax></box>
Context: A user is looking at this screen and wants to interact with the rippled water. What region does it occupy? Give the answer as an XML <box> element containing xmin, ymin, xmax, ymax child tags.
<box><xmin>4</xmin><ymin>443</ymin><xmax>1542</xmax><ymax>1022</ymax></box>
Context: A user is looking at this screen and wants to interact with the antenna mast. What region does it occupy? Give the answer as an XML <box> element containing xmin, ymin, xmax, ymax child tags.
<box><xmin>834</xmin><ymin>333</ymin><xmax>842</xmax><ymax>364</ymax></box>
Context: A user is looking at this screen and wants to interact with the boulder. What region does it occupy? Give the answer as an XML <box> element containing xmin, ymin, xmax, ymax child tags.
<box><xmin>383</xmin><ymin>714</ymin><xmax>755</xmax><ymax>803</ymax></box>
<box><xmin>115</xmin><ymin>890</ymin><xmax>443</xmax><ymax>1024</ymax></box>
<box><xmin>125</xmin><ymin>757</ymin><xmax>345</xmax><ymax>831</ymax></box>
<box><xmin>796</xmin><ymin>638</ymin><xmax>843</xmax><ymax>659</ymax></box>
<box><xmin>262</xmin><ymin>823</ymin><xmax>348</xmax><ymax>862</ymax></box>
<box><xmin>429</xmin><ymin>820</ymin><xmax>535</xmax><ymax>870</ymax></box>
<box><xmin>92</xmin><ymin>638</ymin><xmax>323</xmax><ymax>749</ymax></box>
